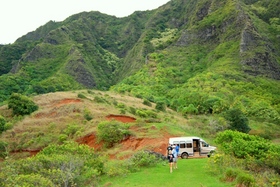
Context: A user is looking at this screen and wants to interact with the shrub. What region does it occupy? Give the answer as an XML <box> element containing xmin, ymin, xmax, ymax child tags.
<box><xmin>97</xmin><ymin>121</ymin><xmax>131</xmax><ymax>148</ymax></box>
<box><xmin>223</xmin><ymin>108</ymin><xmax>250</xmax><ymax>133</ymax></box>
<box><xmin>224</xmin><ymin>168</ymin><xmax>239</xmax><ymax>182</ymax></box>
<box><xmin>83</xmin><ymin>109</ymin><xmax>93</xmax><ymax>121</ymax></box>
<box><xmin>63</xmin><ymin>123</ymin><xmax>82</xmax><ymax>138</ymax></box>
<box><xmin>214</xmin><ymin>130</ymin><xmax>269</xmax><ymax>159</ymax></box>
<box><xmin>0</xmin><ymin>141</ymin><xmax>8</xmax><ymax>159</ymax></box>
<box><xmin>120</xmin><ymin>109</ymin><xmax>126</xmax><ymax>114</ymax></box>
<box><xmin>8</xmin><ymin>93</ymin><xmax>38</xmax><ymax>116</ymax></box>
<box><xmin>143</xmin><ymin>99</ymin><xmax>152</xmax><ymax>106</ymax></box>
<box><xmin>129</xmin><ymin>107</ymin><xmax>136</xmax><ymax>115</ymax></box>
<box><xmin>1</xmin><ymin>141</ymin><xmax>106</xmax><ymax>187</ymax></box>
<box><xmin>10</xmin><ymin>174</ymin><xmax>54</xmax><ymax>187</ymax></box>
<box><xmin>0</xmin><ymin>116</ymin><xmax>6</xmax><ymax>133</ymax></box>
<box><xmin>129</xmin><ymin>150</ymin><xmax>159</xmax><ymax>167</ymax></box>
<box><xmin>263</xmin><ymin>144</ymin><xmax>280</xmax><ymax>174</ymax></box>
<box><xmin>105</xmin><ymin>160</ymin><xmax>133</xmax><ymax>177</ymax></box>
<box><xmin>236</xmin><ymin>172</ymin><xmax>255</xmax><ymax>187</ymax></box>
<box><xmin>77</xmin><ymin>93</ymin><xmax>86</xmax><ymax>99</ymax></box>
<box><xmin>94</xmin><ymin>96</ymin><xmax>107</xmax><ymax>103</ymax></box>
<box><xmin>117</xmin><ymin>103</ymin><xmax>125</xmax><ymax>108</ymax></box>
<box><xmin>136</xmin><ymin>110</ymin><xmax>148</xmax><ymax>118</ymax></box>
<box><xmin>58</xmin><ymin>134</ymin><xmax>68</xmax><ymax>142</ymax></box>
<box><xmin>155</xmin><ymin>101</ymin><xmax>166</xmax><ymax>112</ymax></box>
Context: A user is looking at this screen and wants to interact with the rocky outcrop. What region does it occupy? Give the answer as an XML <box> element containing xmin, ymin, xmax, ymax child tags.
<box><xmin>65</xmin><ymin>58</ymin><xmax>96</xmax><ymax>88</ymax></box>
<box><xmin>240</xmin><ymin>14</ymin><xmax>280</xmax><ymax>80</ymax></box>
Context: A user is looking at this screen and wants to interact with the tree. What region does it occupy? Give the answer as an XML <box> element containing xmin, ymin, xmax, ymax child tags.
<box><xmin>0</xmin><ymin>115</ymin><xmax>6</xmax><ymax>133</ymax></box>
<box><xmin>224</xmin><ymin>108</ymin><xmax>251</xmax><ymax>133</ymax></box>
<box><xmin>8</xmin><ymin>93</ymin><xmax>38</xmax><ymax>116</ymax></box>
<box><xmin>155</xmin><ymin>101</ymin><xmax>166</xmax><ymax>112</ymax></box>
<box><xmin>97</xmin><ymin>121</ymin><xmax>130</xmax><ymax>148</ymax></box>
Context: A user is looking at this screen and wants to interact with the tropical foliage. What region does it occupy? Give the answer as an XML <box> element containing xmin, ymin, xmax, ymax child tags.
<box><xmin>0</xmin><ymin>0</ymin><xmax>279</xmax><ymax>186</ymax></box>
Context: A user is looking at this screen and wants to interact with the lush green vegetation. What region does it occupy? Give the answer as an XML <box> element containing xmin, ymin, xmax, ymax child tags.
<box><xmin>97</xmin><ymin>121</ymin><xmax>131</xmax><ymax>148</ymax></box>
<box><xmin>0</xmin><ymin>142</ymin><xmax>105</xmax><ymax>186</ymax></box>
<box><xmin>8</xmin><ymin>93</ymin><xmax>38</xmax><ymax>116</ymax></box>
<box><xmin>208</xmin><ymin>130</ymin><xmax>280</xmax><ymax>186</ymax></box>
<box><xmin>0</xmin><ymin>0</ymin><xmax>279</xmax><ymax>186</ymax></box>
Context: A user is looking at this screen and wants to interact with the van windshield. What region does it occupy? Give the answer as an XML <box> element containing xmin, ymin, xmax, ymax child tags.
<box><xmin>201</xmin><ymin>141</ymin><xmax>209</xmax><ymax>147</ymax></box>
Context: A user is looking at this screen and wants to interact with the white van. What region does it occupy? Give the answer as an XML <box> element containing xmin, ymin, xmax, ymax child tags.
<box><xmin>169</xmin><ymin>136</ymin><xmax>216</xmax><ymax>159</ymax></box>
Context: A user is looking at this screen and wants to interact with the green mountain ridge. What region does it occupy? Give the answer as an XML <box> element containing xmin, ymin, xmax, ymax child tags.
<box><xmin>0</xmin><ymin>0</ymin><xmax>279</xmax><ymax>123</ymax></box>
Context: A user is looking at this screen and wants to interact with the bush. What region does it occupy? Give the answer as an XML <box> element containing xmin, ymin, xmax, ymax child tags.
<box><xmin>8</xmin><ymin>93</ymin><xmax>38</xmax><ymax>116</ymax></box>
<box><xmin>97</xmin><ymin>121</ymin><xmax>131</xmax><ymax>148</ymax></box>
<box><xmin>129</xmin><ymin>150</ymin><xmax>159</xmax><ymax>167</ymax></box>
<box><xmin>77</xmin><ymin>93</ymin><xmax>86</xmax><ymax>99</ymax></box>
<box><xmin>236</xmin><ymin>172</ymin><xmax>255</xmax><ymax>187</ymax></box>
<box><xmin>129</xmin><ymin>107</ymin><xmax>136</xmax><ymax>115</ymax></box>
<box><xmin>0</xmin><ymin>116</ymin><xmax>6</xmax><ymax>133</ymax></box>
<box><xmin>0</xmin><ymin>141</ymin><xmax>8</xmax><ymax>159</ymax></box>
<box><xmin>155</xmin><ymin>101</ymin><xmax>166</xmax><ymax>112</ymax></box>
<box><xmin>83</xmin><ymin>109</ymin><xmax>93</xmax><ymax>121</ymax></box>
<box><xmin>214</xmin><ymin>130</ymin><xmax>269</xmax><ymax>159</ymax></box>
<box><xmin>223</xmin><ymin>168</ymin><xmax>239</xmax><ymax>182</ymax></box>
<box><xmin>94</xmin><ymin>96</ymin><xmax>107</xmax><ymax>103</ymax></box>
<box><xmin>10</xmin><ymin>174</ymin><xmax>54</xmax><ymax>187</ymax></box>
<box><xmin>263</xmin><ymin>144</ymin><xmax>280</xmax><ymax>174</ymax></box>
<box><xmin>223</xmin><ymin>108</ymin><xmax>250</xmax><ymax>133</ymax></box>
<box><xmin>0</xmin><ymin>141</ymin><xmax>106</xmax><ymax>187</ymax></box>
<box><xmin>143</xmin><ymin>99</ymin><xmax>152</xmax><ymax>106</ymax></box>
<box><xmin>136</xmin><ymin>110</ymin><xmax>148</xmax><ymax>118</ymax></box>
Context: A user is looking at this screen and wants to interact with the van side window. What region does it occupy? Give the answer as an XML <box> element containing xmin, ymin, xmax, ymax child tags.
<box><xmin>180</xmin><ymin>143</ymin><xmax>185</xmax><ymax>148</ymax></box>
<box><xmin>186</xmin><ymin>143</ymin><xmax>192</xmax><ymax>148</ymax></box>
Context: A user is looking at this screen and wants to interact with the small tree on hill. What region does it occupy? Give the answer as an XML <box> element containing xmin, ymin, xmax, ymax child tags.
<box><xmin>0</xmin><ymin>116</ymin><xmax>6</xmax><ymax>133</ymax></box>
<box><xmin>224</xmin><ymin>108</ymin><xmax>251</xmax><ymax>133</ymax></box>
<box><xmin>155</xmin><ymin>101</ymin><xmax>166</xmax><ymax>112</ymax></box>
<box><xmin>8</xmin><ymin>93</ymin><xmax>39</xmax><ymax>116</ymax></box>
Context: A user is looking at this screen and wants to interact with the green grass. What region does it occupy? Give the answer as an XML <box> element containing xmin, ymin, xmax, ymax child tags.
<box><xmin>99</xmin><ymin>158</ymin><xmax>233</xmax><ymax>187</ymax></box>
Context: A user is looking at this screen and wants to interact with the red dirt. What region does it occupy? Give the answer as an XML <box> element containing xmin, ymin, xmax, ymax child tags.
<box><xmin>54</xmin><ymin>98</ymin><xmax>81</xmax><ymax>107</ymax></box>
<box><xmin>76</xmin><ymin>129</ymin><xmax>171</xmax><ymax>159</ymax></box>
<box><xmin>106</xmin><ymin>114</ymin><xmax>136</xmax><ymax>123</ymax></box>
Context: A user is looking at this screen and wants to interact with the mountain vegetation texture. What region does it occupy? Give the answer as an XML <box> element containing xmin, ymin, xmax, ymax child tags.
<box><xmin>0</xmin><ymin>0</ymin><xmax>280</xmax><ymax>186</ymax></box>
<box><xmin>0</xmin><ymin>0</ymin><xmax>279</xmax><ymax>130</ymax></box>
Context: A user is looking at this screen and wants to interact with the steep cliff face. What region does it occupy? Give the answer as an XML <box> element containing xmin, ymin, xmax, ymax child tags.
<box><xmin>240</xmin><ymin>17</ymin><xmax>280</xmax><ymax>80</ymax></box>
<box><xmin>176</xmin><ymin>0</ymin><xmax>280</xmax><ymax>80</ymax></box>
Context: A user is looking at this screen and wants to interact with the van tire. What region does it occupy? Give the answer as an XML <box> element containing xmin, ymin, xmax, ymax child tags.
<box><xmin>181</xmin><ymin>152</ymin><xmax>188</xmax><ymax>159</ymax></box>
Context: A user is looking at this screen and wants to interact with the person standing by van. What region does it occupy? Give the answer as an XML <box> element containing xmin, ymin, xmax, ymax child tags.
<box><xmin>166</xmin><ymin>143</ymin><xmax>173</xmax><ymax>157</ymax></box>
<box><xmin>167</xmin><ymin>150</ymin><xmax>174</xmax><ymax>173</ymax></box>
<box><xmin>172</xmin><ymin>148</ymin><xmax>178</xmax><ymax>169</ymax></box>
<box><xmin>175</xmin><ymin>144</ymin><xmax>180</xmax><ymax>156</ymax></box>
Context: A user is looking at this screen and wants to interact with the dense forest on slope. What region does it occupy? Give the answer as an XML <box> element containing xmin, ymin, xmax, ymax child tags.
<box><xmin>0</xmin><ymin>0</ymin><xmax>280</xmax><ymax>186</ymax></box>
<box><xmin>0</xmin><ymin>0</ymin><xmax>279</xmax><ymax>124</ymax></box>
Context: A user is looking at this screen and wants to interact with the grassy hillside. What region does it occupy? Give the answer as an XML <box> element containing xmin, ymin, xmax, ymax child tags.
<box><xmin>0</xmin><ymin>90</ymin><xmax>193</xmax><ymax>158</ymax></box>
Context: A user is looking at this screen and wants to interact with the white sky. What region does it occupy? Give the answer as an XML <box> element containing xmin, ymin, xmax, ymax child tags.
<box><xmin>0</xmin><ymin>0</ymin><xmax>170</xmax><ymax>44</ymax></box>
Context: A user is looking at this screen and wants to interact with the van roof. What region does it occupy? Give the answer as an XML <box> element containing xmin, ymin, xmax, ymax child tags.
<box><xmin>169</xmin><ymin>136</ymin><xmax>206</xmax><ymax>143</ymax></box>
<box><xmin>169</xmin><ymin>136</ymin><xmax>202</xmax><ymax>140</ymax></box>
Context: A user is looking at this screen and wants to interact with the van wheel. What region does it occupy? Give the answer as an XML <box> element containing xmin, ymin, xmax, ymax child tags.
<box><xmin>181</xmin><ymin>153</ymin><xmax>188</xmax><ymax>159</ymax></box>
<box><xmin>208</xmin><ymin>150</ymin><xmax>215</xmax><ymax>157</ymax></box>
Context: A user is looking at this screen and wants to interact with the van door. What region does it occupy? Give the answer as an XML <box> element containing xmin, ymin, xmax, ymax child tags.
<box><xmin>200</xmin><ymin>141</ymin><xmax>210</xmax><ymax>156</ymax></box>
<box><xmin>193</xmin><ymin>139</ymin><xmax>200</xmax><ymax>156</ymax></box>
